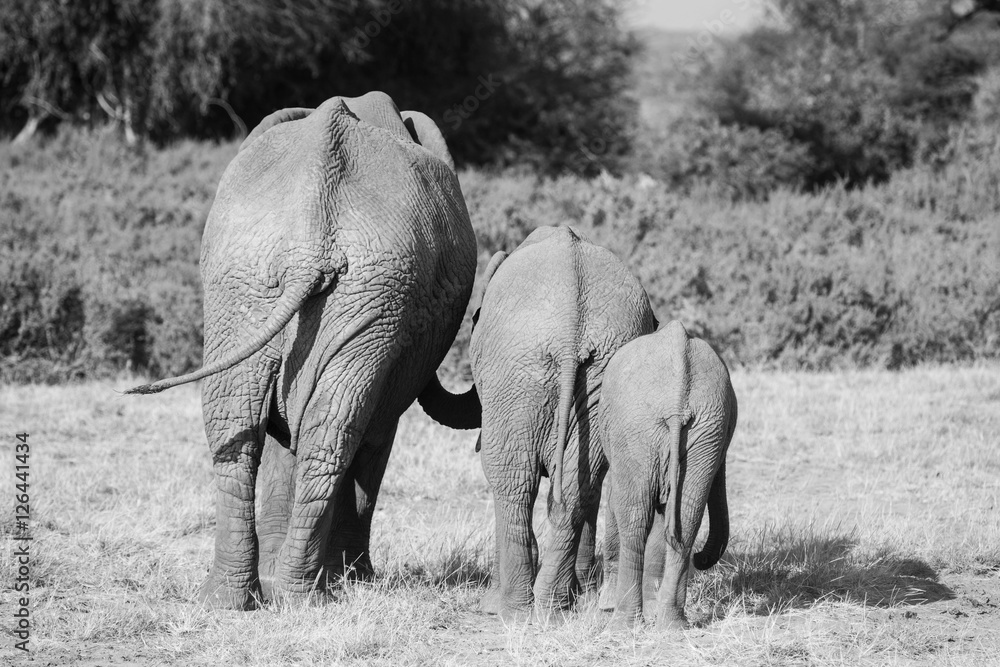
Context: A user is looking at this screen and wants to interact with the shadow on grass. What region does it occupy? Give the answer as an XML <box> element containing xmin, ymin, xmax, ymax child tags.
<box><xmin>698</xmin><ymin>525</ymin><xmax>954</xmax><ymax>617</ymax></box>
<box><xmin>372</xmin><ymin>533</ymin><xmax>493</xmax><ymax>590</ymax></box>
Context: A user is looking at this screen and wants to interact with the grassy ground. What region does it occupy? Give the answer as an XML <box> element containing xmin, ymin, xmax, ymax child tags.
<box><xmin>1</xmin><ymin>365</ymin><xmax>999</xmax><ymax>665</ymax></box>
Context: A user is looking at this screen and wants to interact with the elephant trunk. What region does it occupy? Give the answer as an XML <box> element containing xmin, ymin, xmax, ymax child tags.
<box><xmin>417</xmin><ymin>375</ymin><xmax>482</xmax><ymax>429</ymax></box>
<box><xmin>693</xmin><ymin>459</ymin><xmax>729</xmax><ymax>570</ymax></box>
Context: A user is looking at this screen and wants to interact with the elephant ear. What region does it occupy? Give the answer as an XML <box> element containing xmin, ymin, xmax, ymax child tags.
<box><xmin>240</xmin><ymin>107</ymin><xmax>315</xmax><ymax>152</ymax></box>
<box><xmin>401</xmin><ymin>110</ymin><xmax>456</xmax><ymax>171</ymax></box>
<box><xmin>472</xmin><ymin>250</ymin><xmax>508</xmax><ymax>328</ymax></box>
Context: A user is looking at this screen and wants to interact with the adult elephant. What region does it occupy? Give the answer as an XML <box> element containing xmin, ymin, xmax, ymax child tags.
<box><xmin>127</xmin><ymin>92</ymin><xmax>480</xmax><ymax>610</ymax></box>
<box><xmin>469</xmin><ymin>225</ymin><xmax>657</xmax><ymax>618</ymax></box>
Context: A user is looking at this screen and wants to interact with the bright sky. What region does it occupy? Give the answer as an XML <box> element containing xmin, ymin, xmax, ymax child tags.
<box><xmin>628</xmin><ymin>0</ymin><xmax>765</xmax><ymax>32</ymax></box>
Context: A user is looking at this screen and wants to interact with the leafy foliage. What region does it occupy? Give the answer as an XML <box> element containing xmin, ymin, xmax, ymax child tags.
<box><xmin>678</xmin><ymin>0</ymin><xmax>999</xmax><ymax>192</ymax></box>
<box><xmin>0</xmin><ymin>129</ymin><xmax>229</xmax><ymax>382</ymax></box>
<box><xmin>3</xmin><ymin>122</ymin><xmax>999</xmax><ymax>382</ymax></box>
<box><xmin>0</xmin><ymin>0</ymin><xmax>637</xmax><ymax>174</ymax></box>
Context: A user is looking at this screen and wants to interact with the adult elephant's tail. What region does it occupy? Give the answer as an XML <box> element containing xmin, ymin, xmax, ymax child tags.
<box><xmin>125</xmin><ymin>270</ymin><xmax>361</xmax><ymax>395</ymax></box>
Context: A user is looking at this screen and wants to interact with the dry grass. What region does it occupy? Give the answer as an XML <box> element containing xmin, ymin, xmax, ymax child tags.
<box><xmin>1</xmin><ymin>365</ymin><xmax>999</xmax><ymax>665</ymax></box>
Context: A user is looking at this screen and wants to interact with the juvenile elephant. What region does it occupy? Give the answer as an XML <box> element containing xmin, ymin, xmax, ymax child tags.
<box><xmin>470</xmin><ymin>225</ymin><xmax>657</xmax><ymax>617</ymax></box>
<box><xmin>599</xmin><ymin>320</ymin><xmax>736</xmax><ymax>628</ymax></box>
<box><xmin>127</xmin><ymin>92</ymin><xmax>479</xmax><ymax>609</ymax></box>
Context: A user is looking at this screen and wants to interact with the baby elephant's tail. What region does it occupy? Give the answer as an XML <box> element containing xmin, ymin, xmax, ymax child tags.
<box><xmin>693</xmin><ymin>459</ymin><xmax>729</xmax><ymax>570</ymax></box>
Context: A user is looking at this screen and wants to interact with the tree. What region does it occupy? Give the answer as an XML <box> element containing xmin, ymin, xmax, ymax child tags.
<box><xmin>699</xmin><ymin>0</ymin><xmax>990</xmax><ymax>189</ymax></box>
<box><xmin>0</xmin><ymin>0</ymin><xmax>641</xmax><ymax>173</ymax></box>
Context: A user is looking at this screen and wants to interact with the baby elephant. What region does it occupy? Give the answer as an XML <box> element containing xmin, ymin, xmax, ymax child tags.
<box><xmin>599</xmin><ymin>320</ymin><xmax>737</xmax><ymax>629</ymax></box>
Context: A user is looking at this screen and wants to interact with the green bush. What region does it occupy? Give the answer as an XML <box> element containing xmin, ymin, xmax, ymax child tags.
<box><xmin>634</xmin><ymin>116</ymin><xmax>812</xmax><ymax>201</ymax></box>
<box><xmin>458</xmin><ymin>164</ymin><xmax>1000</xmax><ymax>371</ymax></box>
<box><xmin>2</xmin><ymin>125</ymin><xmax>999</xmax><ymax>383</ymax></box>
<box><xmin>0</xmin><ymin>129</ymin><xmax>229</xmax><ymax>382</ymax></box>
<box><xmin>692</xmin><ymin>0</ymin><xmax>996</xmax><ymax>191</ymax></box>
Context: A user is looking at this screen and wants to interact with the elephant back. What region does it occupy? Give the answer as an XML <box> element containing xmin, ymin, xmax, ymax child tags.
<box><xmin>472</xmin><ymin>225</ymin><xmax>655</xmax><ymax>370</ymax></box>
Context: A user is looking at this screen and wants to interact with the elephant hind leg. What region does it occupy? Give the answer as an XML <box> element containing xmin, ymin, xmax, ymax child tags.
<box><xmin>256</xmin><ymin>432</ymin><xmax>296</xmax><ymax>602</ymax></box>
<box><xmin>655</xmin><ymin>441</ymin><xmax>718</xmax><ymax>629</ymax></box>
<box><xmin>480</xmin><ymin>446</ymin><xmax>541</xmax><ymax>616</ymax></box>
<box><xmin>269</xmin><ymin>420</ymin><xmax>364</xmax><ymax>596</ymax></box>
<box><xmin>574</xmin><ymin>483</ymin><xmax>603</xmax><ymax>598</ymax></box>
<box><xmin>611</xmin><ymin>472</ymin><xmax>656</xmax><ymax>625</ymax></box>
<box><xmin>598</xmin><ymin>478</ymin><xmax>619</xmax><ymax>611</ymax></box>
<box><xmin>487</xmin><ymin>491</ymin><xmax>539</xmax><ymax>617</ymax></box>
<box><xmin>199</xmin><ymin>358</ymin><xmax>275</xmax><ymax>610</ymax></box>
<box><xmin>323</xmin><ymin>421</ymin><xmax>399</xmax><ymax>584</ymax></box>
<box><xmin>655</xmin><ymin>541</ymin><xmax>691</xmax><ymax>630</ymax></box>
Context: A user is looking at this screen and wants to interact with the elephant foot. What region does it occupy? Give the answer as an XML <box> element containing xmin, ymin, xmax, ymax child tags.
<box><xmin>531</xmin><ymin>605</ymin><xmax>570</xmax><ymax>628</ymax></box>
<box><xmin>477</xmin><ymin>584</ymin><xmax>504</xmax><ymax>615</ymax></box>
<box><xmin>264</xmin><ymin>584</ymin><xmax>323</xmax><ymax>608</ymax></box>
<box><xmin>532</xmin><ymin>580</ymin><xmax>578</xmax><ymax>614</ymax></box>
<box><xmin>258</xmin><ymin>569</ymin><xmax>331</xmax><ymax>607</ymax></box>
<box><xmin>478</xmin><ymin>585</ymin><xmax>534</xmax><ymax>622</ymax></box>
<box><xmin>197</xmin><ymin>575</ymin><xmax>259</xmax><ymax>611</ymax></box>
<box><xmin>597</xmin><ymin>582</ymin><xmax>617</xmax><ymax>612</ymax></box>
<box><xmin>609</xmin><ymin>607</ymin><xmax>643</xmax><ymax>630</ymax></box>
<box><xmin>257</xmin><ymin>557</ymin><xmax>279</xmax><ymax>603</ymax></box>
<box><xmin>498</xmin><ymin>604</ymin><xmax>534</xmax><ymax>625</ymax></box>
<box><xmin>655</xmin><ymin>611</ymin><xmax>689</xmax><ymax>632</ymax></box>
<box><xmin>598</xmin><ymin>565</ymin><xmax>619</xmax><ymax>611</ymax></box>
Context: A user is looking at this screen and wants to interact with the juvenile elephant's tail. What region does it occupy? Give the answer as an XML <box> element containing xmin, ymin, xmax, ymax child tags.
<box><xmin>663</xmin><ymin>411</ymin><xmax>692</xmax><ymax>553</ymax></box>
<box><xmin>551</xmin><ymin>230</ymin><xmax>583</xmax><ymax>507</ymax></box>
<box><xmin>551</xmin><ymin>354</ymin><xmax>577</xmax><ymax>506</ymax></box>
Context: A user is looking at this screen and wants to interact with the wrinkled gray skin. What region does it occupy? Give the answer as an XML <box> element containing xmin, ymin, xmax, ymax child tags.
<box><xmin>598</xmin><ymin>320</ymin><xmax>737</xmax><ymax>629</ymax></box>
<box><xmin>470</xmin><ymin>226</ymin><xmax>657</xmax><ymax>618</ymax></box>
<box><xmin>126</xmin><ymin>92</ymin><xmax>479</xmax><ymax>610</ymax></box>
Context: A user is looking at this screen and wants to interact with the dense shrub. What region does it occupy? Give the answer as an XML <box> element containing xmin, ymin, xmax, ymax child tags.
<box><xmin>634</xmin><ymin>117</ymin><xmax>812</xmax><ymax>201</ymax></box>
<box><xmin>459</xmin><ymin>161</ymin><xmax>1000</xmax><ymax>372</ymax></box>
<box><xmin>3</xmin><ymin>121</ymin><xmax>999</xmax><ymax>382</ymax></box>
<box><xmin>689</xmin><ymin>0</ymin><xmax>997</xmax><ymax>192</ymax></box>
<box><xmin>0</xmin><ymin>130</ymin><xmax>230</xmax><ymax>382</ymax></box>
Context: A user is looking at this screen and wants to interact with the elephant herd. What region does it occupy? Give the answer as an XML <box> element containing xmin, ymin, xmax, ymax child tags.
<box><xmin>127</xmin><ymin>92</ymin><xmax>738</xmax><ymax>630</ymax></box>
